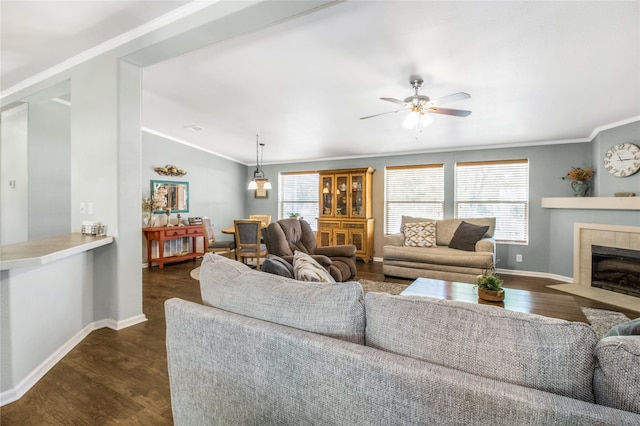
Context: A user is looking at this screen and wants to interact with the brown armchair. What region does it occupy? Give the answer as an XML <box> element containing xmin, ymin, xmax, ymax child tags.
<box><xmin>262</xmin><ymin>218</ymin><xmax>357</xmax><ymax>282</ymax></box>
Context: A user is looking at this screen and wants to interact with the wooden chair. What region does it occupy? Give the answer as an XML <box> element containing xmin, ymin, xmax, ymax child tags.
<box><xmin>249</xmin><ymin>214</ymin><xmax>271</xmax><ymax>227</ymax></box>
<box><xmin>234</xmin><ymin>219</ymin><xmax>267</xmax><ymax>269</ymax></box>
<box><xmin>202</xmin><ymin>217</ymin><xmax>235</xmax><ymax>258</ymax></box>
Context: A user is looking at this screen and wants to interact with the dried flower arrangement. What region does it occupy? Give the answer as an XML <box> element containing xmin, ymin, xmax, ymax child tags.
<box><xmin>564</xmin><ymin>167</ymin><xmax>594</xmax><ymax>181</ymax></box>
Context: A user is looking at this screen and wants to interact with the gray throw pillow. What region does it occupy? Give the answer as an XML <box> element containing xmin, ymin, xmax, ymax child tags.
<box><xmin>448</xmin><ymin>220</ymin><xmax>490</xmax><ymax>251</ymax></box>
<box><xmin>604</xmin><ymin>317</ymin><xmax>640</xmax><ymax>337</ymax></box>
<box><xmin>261</xmin><ymin>254</ymin><xmax>294</xmax><ymax>278</ymax></box>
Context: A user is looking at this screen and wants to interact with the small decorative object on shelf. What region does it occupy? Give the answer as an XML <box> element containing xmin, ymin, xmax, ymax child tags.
<box><xmin>475</xmin><ymin>263</ymin><xmax>504</xmax><ymax>302</ymax></box>
<box><xmin>563</xmin><ymin>167</ymin><xmax>594</xmax><ymax>197</ymax></box>
<box><xmin>165</xmin><ymin>208</ymin><xmax>173</xmax><ymax>227</ymax></box>
<box><xmin>142</xmin><ymin>195</ymin><xmax>166</xmax><ymax>227</ymax></box>
<box><xmin>154</xmin><ymin>164</ymin><xmax>187</xmax><ymax>177</ymax></box>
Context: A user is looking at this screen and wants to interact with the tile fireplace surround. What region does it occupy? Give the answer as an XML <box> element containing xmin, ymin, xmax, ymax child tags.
<box><xmin>548</xmin><ymin>222</ymin><xmax>640</xmax><ymax>312</ymax></box>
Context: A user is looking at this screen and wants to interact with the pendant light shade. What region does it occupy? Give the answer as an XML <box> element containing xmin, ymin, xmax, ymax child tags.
<box><xmin>248</xmin><ymin>135</ymin><xmax>271</xmax><ymax>190</ymax></box>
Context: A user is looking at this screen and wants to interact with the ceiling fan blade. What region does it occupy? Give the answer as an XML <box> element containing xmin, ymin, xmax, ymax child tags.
<box><xmin>380</xmin><ymin>97</ymin><xmax>408</xmax><ymax>107</ymax></box>
<box><xmin>428</xmin><ymin>92</ymin><xmax>471</xmax><ymax>106</ymax></box>
<box><xmin>426</xmin><ymin>107</ymin><xmax>472</xmax><ymax>117</ymax></box>
<box><xmin>360</xmin><ymin>109</ymin><xmax>407</xmax><ymax>120</ymax></box>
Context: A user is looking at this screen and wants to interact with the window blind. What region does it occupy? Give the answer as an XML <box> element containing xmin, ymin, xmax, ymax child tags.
<box><xmin>279</xmin><ymin>172</ymin><xmax>319</xmax><ymax>230</ymax></box>
<box><xmin>455</xmin><ymin>159</ymin><xmax>529</xmax><ymax>243</ymax></box>
<box><xmin>385</xmin><ymin>164</ymin><xmax>444</xmax><ymax>234</ymax></box>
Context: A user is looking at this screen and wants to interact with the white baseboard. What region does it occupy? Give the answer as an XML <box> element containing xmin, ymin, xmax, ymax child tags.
<box><xmin>496</xmin><ymin>268</ymin><xmax>573</xmax><ymax>283</ymax></box>
<box><xmin>0</xmin><ymin>313</ymin><xmax>147</xmax><ymax>406</ymax></box>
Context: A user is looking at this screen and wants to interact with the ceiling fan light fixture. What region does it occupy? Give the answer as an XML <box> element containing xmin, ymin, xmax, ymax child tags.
<box><xmin>420</xmin><ymin>113</ymin><xmax>434</xmax><ymax>127</ymax></box>
<box><xmin>402</xmin><ymin>112</ymin><xmax>420</xmax><ymax>129</ymax></box>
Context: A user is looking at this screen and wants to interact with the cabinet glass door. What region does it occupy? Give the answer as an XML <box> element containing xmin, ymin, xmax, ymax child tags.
<box><xmin>350</xmin><ymin>174</ymin><xmax>364</xmax><ymax>217</ymax></box>
<box><xmin>320</xmin><ymin>176</ymin><xmax>334</xmax><ymax>217</ymax></box>
<box><xmin>335</xmin><ymin>175</ymin><xmax>348</xmax><ymax>216</ymax></box>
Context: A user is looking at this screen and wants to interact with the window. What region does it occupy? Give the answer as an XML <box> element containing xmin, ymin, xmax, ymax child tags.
<box><xmin>385</xmin><ymin>164</ymin><xmax>444</xmax><ymax>234</ymax></box>
<box><xmin>455</xmin><ymin>159</ymin><xmax>529</xmax><ymax>244</ymax></box>
<box><xmin>279</xmin><ymin>172</ymin><xmax>319</xmax><ymax>230</ymax></box>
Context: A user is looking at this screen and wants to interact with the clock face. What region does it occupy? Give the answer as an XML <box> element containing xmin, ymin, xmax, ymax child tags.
<box><xmin>603</xmin><ymin>143</ymin><xmax>640</xmax><ymax>177</ymax></box>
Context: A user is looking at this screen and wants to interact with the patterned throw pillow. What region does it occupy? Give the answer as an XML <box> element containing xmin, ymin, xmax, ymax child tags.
<box><xmin>403</xmin><ymin>222</ymin><xmax>437</xmax><ymax>247</ymax></box>
<box><xmin>293</xmin><ymin>251</ymin><xmax>336</xmax><ymax>283</ymax></box>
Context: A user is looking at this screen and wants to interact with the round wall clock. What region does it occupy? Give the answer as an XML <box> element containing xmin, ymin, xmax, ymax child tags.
<box><xmin>603</xmin><ymin>143</ymin><xmax>640</xmax><ymax>177</ymax></box>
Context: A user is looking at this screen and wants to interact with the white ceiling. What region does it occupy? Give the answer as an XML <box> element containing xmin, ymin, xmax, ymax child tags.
<box><xmin>2</xmin><ymin>1</ymin><xmax>639</xmax><ymax>165</ymax></box>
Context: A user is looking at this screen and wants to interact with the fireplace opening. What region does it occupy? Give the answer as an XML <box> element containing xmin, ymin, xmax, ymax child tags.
<box><xmin>591</xmin><ymin>245</ymin><xmax>640</xmax><ymax>298</ymax></box>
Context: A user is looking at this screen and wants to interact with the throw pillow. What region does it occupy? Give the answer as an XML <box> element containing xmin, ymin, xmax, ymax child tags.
<box><xmin>448</xmin><ymin>221</ymin><xmax>490</xmax><ymax>251</ymax></box>
<box><xmin>402</xmin><ymin>221</ymin><xmax>437</xmax><ymax>247</ymax></box>
<box><xmin>261</xmin><ymin>254</ymin><xmax>295</xmax><ymax>278</ymax></box>
<box><xmin>293</xmin><ymin>251</ymin><xmax>336</xmax><ymax>283</ymax></box>
<box><xmin>604</xmin><ymin>317</ymin><xmax>640</xmax><ymax>337</ymax></box>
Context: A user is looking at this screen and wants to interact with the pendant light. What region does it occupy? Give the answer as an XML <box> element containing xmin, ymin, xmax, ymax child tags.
<box><xmin>248</xmin><ymin>135</ymin><xmax>272</xmax><ymax>190</ymax></box>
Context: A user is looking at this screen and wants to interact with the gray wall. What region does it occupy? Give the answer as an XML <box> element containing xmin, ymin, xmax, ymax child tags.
<box><xmin>250</xmin><ymin>120</ymin><xmax>639</xmax><ymax>279</ymax></box>
<box><xmin>141</xmin><ymin>131</ymin><xmax>245</xmax><ymax>264</ymax></box>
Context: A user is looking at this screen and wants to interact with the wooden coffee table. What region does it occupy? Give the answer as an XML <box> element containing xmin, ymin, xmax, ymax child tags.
<box><xmin>400</xmin><ymin>278</ymin><xmax>588</xmax><ymax>323</ymax></box>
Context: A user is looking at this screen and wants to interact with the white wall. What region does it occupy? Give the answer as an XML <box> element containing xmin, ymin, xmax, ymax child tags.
<box><xmin>0</xmin><ymin>104</ymin><xmax>29</xmax><ymax>244</ymax></box>
<box><xmin>28</xmin><ymin>100</ymin><xmax>71</xmax><ymax>240</ymax></box>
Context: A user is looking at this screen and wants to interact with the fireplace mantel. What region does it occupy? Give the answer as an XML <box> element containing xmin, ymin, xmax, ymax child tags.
<box><xmin>541</xmin><ymin>197</ymin><xmax>640</xmax><ymax>210</ymax></box>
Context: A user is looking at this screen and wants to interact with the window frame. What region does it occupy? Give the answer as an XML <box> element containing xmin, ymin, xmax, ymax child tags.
<box><xmin>454</xmin><ymin>159</ymin><xmax>529</xmax><ymax>244</ymax></box>
<box><xmin>279</xmin><ymin>171</ymin><xmax>320</xmax><ymax>231</ymax></box>
<box><xmin>384</xmin><ymin>164</ymin><xmax>445</xmax><ymax>235</ymax></box>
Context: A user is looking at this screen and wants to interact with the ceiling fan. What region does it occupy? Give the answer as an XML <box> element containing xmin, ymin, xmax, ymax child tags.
<box><xmin>360</xmin><ymin>78</ymin><xmax>471</xmax><ymax>129</ymax></box>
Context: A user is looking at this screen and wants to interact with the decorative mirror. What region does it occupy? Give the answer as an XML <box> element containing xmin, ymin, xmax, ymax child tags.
<box><xmin>151</xmin><ymin>180</ymin><xmax>189</xmax><ymax>213</ymax></box>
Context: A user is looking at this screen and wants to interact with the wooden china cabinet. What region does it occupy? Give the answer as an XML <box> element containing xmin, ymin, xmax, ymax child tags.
<box><xmin>317</xmin><ymin>167</ymin><xmax>375</xmax><ymax>262</ymax></box>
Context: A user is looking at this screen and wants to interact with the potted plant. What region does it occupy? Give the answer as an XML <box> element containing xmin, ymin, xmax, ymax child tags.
<box><xmin>288</xmin><ymin>212</ymin><xmax>300</xmax><ymax>219</ymax></box>
<box><xmin>475</xmin><ymin>263</ymin><xmax>504</xmax><ymax>302</ymax></box>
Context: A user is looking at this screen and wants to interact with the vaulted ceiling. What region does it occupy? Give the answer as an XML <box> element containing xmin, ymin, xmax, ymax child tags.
<box><xmin>2</xmin><ymin>1</ymin><xmax>639</xmax><ymax>165</ymax></box>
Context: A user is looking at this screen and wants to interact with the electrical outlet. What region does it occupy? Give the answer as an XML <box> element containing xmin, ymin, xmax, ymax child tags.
<box><xmin>516</xmin><ymin>254</ymin><xmax>523</xmax><ymax>262</ymax></box>
<box><xmin>80</xmin><ymin>202</ymin><xmax>85</xmax><ymax>214</ymax></box>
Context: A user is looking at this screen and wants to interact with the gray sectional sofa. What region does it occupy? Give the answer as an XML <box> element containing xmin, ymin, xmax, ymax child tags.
<box><xmin>165</xmin><ymin>253</ymin><xmax>640</xmax><ymax>425</ymax></box>
<box><xmin>383</xmin><ymin>216</ymin><xmax>497</xmax><ymax>282</ymax></box>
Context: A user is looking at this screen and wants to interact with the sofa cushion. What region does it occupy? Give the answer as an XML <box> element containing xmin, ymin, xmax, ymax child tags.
<box><xmin>364</xmin><ymin>292</ymin><xmax>598</xmax><ymax>402</ymax></box>
<box><xmin>448</xmin><ymin>221</ymin><xmax>490</xmax><ymax>251</ymax></box>
<box><xmin>593</xmin><ymin>336</ymin><xmax>640</xmax><ymax>414</ymax></box>
<box><xmin>402</xmin><ymin>221</ymin><xmax>436</xmax><ymax>247</ymax></box>
<box><xmin>199</xmin><ymin>253</ymin><xmax>364</xmax><ymax>343</ymax></box>
<box><xmin>293</xmin><ymin>250</ymin><xmax>336</xmax><ymax>283</ymax></box>
<box><xmin>383</xmin><ymin>245</ymin><xmax>494</xmax><ymax>268</ymax></box>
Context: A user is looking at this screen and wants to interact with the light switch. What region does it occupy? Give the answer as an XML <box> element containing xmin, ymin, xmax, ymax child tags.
<box><xmin>87</xmin><ymin>202</ymin><xmax>93</xmax><ymax>214</ymax></box>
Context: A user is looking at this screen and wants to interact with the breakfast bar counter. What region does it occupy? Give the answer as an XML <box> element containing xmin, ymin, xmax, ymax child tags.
<box><xmin>0</xmin><ymin>233</ymin><xmax>114</xmax><ymax>271</ymax></box>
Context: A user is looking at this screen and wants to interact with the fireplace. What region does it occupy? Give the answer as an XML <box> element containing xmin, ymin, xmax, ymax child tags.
<box><xmin>591</xmin><ymin>245</ymin><xmax>640</xmax><ymax>298</ymax></box>
<box><xmin>546</xmin><ymin>222</ymin><xmax>640</xmax><ymax>312</ymax></box>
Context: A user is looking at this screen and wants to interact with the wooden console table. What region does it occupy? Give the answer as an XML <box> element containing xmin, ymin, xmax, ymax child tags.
<box><xmin>143</xmin><ymin>225</ymin><xmax>204</xmax><ymax>269</ymax></box>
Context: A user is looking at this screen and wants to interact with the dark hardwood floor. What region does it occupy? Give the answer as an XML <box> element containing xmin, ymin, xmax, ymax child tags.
<box><xmin>1</xmin><ymin>258</ymin><xmax>637</xmax><ymax>424</ymax></box>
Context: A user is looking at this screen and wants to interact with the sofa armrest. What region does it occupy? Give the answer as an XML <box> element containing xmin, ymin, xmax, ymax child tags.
<box><xmin>383</xmin><ymin>233</ymin><xmax>404</xmax><ymax>247</ymax></box>
<box><xmin>315</xmin><ymin>245</ymin><xmax>357</xmax><ymax>258</ymax></box>
<box><xmin>475</xmin><ymin>237</ymin><xmax>495</xmax><ymax>253</ymax></box>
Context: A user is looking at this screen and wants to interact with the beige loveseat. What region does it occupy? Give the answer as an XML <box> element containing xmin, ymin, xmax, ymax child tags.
<box><xmin>383</xmin><ymin>216</ymin><xmax>496</xmax><ymax>283</ymax></box>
